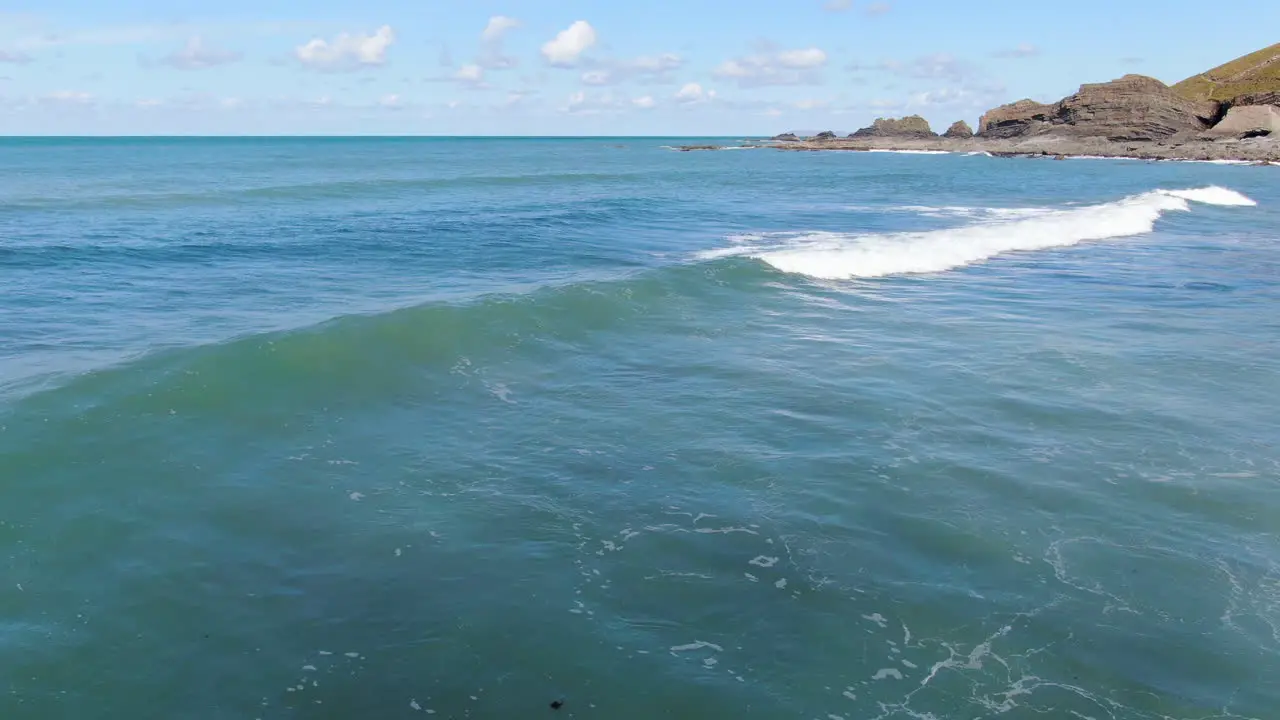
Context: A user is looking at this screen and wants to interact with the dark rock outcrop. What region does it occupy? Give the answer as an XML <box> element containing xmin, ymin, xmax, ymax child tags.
<box><xmin>771</xmin><ymin>132</ymin><xmax>800</xmax><ymax>141</ymax></box>
<box><xmin>812</xmin><ymin>131</ymin><xmax>838</xmax><ymax>141</ymax></box>
<box><xmin>978</xmin><ymin>75</ymin><xmax>1218</xmax><ymax>141</ymax></box>
<box><xmin>1230</xmin><ymin>91</ymin><xmax>1280</xmax><ymax>107</ymax></box>
<box><xmin>943</xmin><ymin>120</ymin><xmax>974</xmax><ymax>139</ymax></box>
<box><xmin>1061</xmin><ymin>75</ymin><xmax>1219</xmax><ymax>139</ymax></box>
<box><xmin>978</xmin><ymin>99</ymin><xmax>1056</xmax><ymax>139</ymax></box>
<box><xmin>850</xmin><ymin>115</ymin><xmax>936</xmax><ymax>139</ymax></box>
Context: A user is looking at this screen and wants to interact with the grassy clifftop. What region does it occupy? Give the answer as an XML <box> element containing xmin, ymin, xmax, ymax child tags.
<box><xmin>1173</xmin><ymin>42</ymin><xmax>1280</xmax><ymax>103</ymax></box>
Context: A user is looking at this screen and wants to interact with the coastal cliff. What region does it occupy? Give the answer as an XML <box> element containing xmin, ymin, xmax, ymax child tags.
<box><xmin>752</xmin><ymin>44</ymin><xmax>1280</xmax><ymax>162</ymax></box>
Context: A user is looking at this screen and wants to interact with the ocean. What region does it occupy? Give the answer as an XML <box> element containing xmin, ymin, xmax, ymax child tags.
<box><xmin>1</xmin><ymin>137</ymin><xmax>1278</xmax><ymax>719</ymax></box>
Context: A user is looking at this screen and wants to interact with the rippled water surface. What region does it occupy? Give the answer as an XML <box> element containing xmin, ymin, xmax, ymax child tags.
<box><xmin>2</xmin><ymin>138</ymin><xmax>1279</xmax><ymax>719</ymax></box>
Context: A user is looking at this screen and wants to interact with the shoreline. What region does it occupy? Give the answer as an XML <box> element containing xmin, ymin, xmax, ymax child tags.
<box><xmin>677</xmin><ymin>135</ymin><xmax>1279</xmax><ymax>164</ymax></box>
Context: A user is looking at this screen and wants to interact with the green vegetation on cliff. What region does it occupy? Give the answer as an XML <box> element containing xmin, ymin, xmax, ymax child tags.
<box><xmin>1173</xmin><ymin>42</ymin><xmax>1280</xmax><ymax>103</ymax></box>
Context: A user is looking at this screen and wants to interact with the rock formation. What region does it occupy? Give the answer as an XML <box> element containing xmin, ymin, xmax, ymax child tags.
<box><xmin>850</xmin><ymin>115</ymin><xmax>936</xmax><ymax>139</ymax></box>
<box><xmin>1231</xmin><ymin>91</ymin><xmax>1280</xmax><ymax>106</ymax></box>
<box><xmin>976</xmin><ymin>99</ymin><xmax>1057</xmax><ymax>139</ymax></box>
<box><xmin>1202</xmin><ymin>104</ymin><xmax>1280</xmax><ymax>139</ymax></box>
<box><xmin>943</xmin><ymin>120</ymin><xmax>974</xmax><ymax>139</ymax></box>
<box><xmin>978</xmin><ymin>75</ymin><xmax>1217</xmax><ymax>141</ymax></box>
<box><xmin>771</xmin><ymin>133</ymin><xmax>800</xmax><ymax>141</ymax></box>
<box><xmin>812</xmin><ymin>131</ymin><xmax>837</xmax><ymax>141</ymax></box>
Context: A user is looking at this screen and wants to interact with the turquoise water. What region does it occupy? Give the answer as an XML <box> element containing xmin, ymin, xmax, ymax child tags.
<box><xmin>2</xmin><ymin>138</ymin><xmax>1279</xmax><ymax>719</ymax></box>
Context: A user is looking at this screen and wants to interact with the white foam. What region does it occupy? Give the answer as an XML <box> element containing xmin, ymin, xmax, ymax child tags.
<box><xmin>864</xmin><ymin>205</ymin><xmax>1055</xmax><ymax>220</ymax></box>
<box><xmin>706</xmin><ymin>186</ymin><xmax>1256</xmax><ymax>279</ymax></box>
<box><xmin>1063</xmin><ymin>155</ymin><xmax>1146</xmax><ymax>161</ymax></box>
<box><xmin>671</xmin><ymin>641</ymin><xmax>724</xmax><ymax>653</ymax></box>
<box><xmin>1177</xmin><ymin>158</ymin><xmax>1255</xmax><ymax>165</ymax></box>
<box><xmin>1159</xmin><ymin>187</ymin><xmax>1257</xmax><ymax>206</ymax></box>
<box><xmin>866</xmin><ymin>149</ymin><xmax>952</xmax><ymax>155</ymax></box>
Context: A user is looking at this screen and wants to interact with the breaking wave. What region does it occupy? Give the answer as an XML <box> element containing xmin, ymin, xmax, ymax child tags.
<box><xmin>703</xmin><ymin>187</ymin><xmax>1258</xmax><ymax>279</ymax></box>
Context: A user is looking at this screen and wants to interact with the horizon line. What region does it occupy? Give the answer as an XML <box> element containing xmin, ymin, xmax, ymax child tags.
<box><xmin>0</xmin><ymin>134</ymin><xmax>785</xmax><ymax>139</ymax></box>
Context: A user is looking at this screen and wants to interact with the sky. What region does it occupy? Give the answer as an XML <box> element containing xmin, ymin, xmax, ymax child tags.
<box><xmin>1</xmin><ymin>1</ymin><xmax>1277</xmax><ymax>135</ymax></box>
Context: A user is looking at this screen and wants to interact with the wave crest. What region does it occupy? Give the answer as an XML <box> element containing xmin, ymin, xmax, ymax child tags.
<box><xmin>705</xmin><ymin>187</ymin><xmax>1257</xmax><ymax>280</ymax></box>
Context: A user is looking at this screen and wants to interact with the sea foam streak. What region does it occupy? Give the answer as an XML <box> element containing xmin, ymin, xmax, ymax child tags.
<box><xmin>707</xmin><ymin>187</ymin><xmax>1256</xmax><ymax>279</ymax></box>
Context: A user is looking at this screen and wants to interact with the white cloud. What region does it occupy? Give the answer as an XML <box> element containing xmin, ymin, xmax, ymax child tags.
<box><xmin>13</xmin><ymin>20</ymin><xmax>316</xmax><ymax>53</ymax></box>
<box><xmin>135</xmin><ymin>98</ymin><xmax>164</xmax><ymax>108</ymax></box>
<box><xmin>563</xmin><ymin>90</ymin><xmax>617</xmax><ymax>114</ymax></box>
<box><xmin>564</xmin><ymin>90</ymin><xmax>589</xmax><ymax>113</ymax></box>
<box><xmin>674</xmin><ymin>82</ymin><xmax>715</xmax><ymax>104</ymax></box>
<box><xmin>993</xmin><ymin>43</ymin><xmax>1039</xmax><ymax>59</ymax></box>
<box><xmin>714</xmin><ymin>47</ymin><xmax>827</xmax><ymax>87</ymax></box>
<box><xmin>910</xmin><ymin>53</ymin><xmax>969</xmax><ymax>79</ymax></box>
<box><xmin>482</xmin><ymin>16</ymin><xmax>521</xmax><ymax>42</ymax></box>
<box><xmin>379</xmin><ymin>93</ymin><xmax>403</xmax><ymax>109</ymax></box>
<box><xmin>541</xmin><ymin>21</ymin><xmax>597</xmax><ymax>67</ymax></box>
<box><xmin>626</xmin><ymin>53</ymin><xmax>683</xmax><ymax>75</ymax></box>
<box><xmin>456</xmin><ymin>64</ymin><xmax>484</xmax><ymax>83</ymax></box>
<box><xmin>776</xmin><ymin>48</ymin><xmax>828</xmax><ymax>69</ymax></box>
<box><xmin>424</xmin><ymin>61</ymin><xmax>491</xmax><ymax>88</ymax></box>
<box><xmin>160</xmin><ymin>36</ymin><xmax>242</xmax><ymax>70</ymax></box>
<box><xmin>478</xmin><ymin>16</ymin><xmax>520</xmax><ymax>70</ymax></box>
<box><xmin>561</xmin><ymin>89</ymin><xmax>658</xmax><ymax>114</ymax></box>
<box><xmin>865</xmin><ymin>2</ymin><xmax>892</xmax><ymax>16</ymax></box>
<box><xmin>823</xmin><ymin>0</ymin><xmax>853</xmax><ymax>10</ymax></box>
<box><xmin>577</xmin><ymin>53</ymin><xmax>684</xmax><ymax>86</ymax></box>
<box><xmin>503</xmin><ymin>90</ymin><xmax>534</xmax><ymax>107</ymax></box>
<box><xmin>0</xmin><ymin>49</ymin><xmax>31</xmax><ymax>64</ymax></box>
<box><xmin>295</xmin><ymin>25</ymin><xmax>394</xmax><ymax>72</ymax></box>
<box><xmin>40</xmin><ymin>90</ymin><xmax>94</xmax><ymax>105</ymax></box>
<box><xmin>794</xmin><ymin>98</ymin><xmax>829</xmax><ymax>110</ymax></box>
<box><xmin>905</xmin><ymin>82</ymin><xmax>1005</xmax><ymax>109</ymax></box>
<box><xmin>877</xmin><ymin>53</ymin><xmax>976</xmax><ymax>81</ymax></box>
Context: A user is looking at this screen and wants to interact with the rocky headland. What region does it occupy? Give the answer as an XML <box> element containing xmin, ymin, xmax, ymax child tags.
<box><xmin>687</xmin><ymin>44</ymin><xmax>1280</xmax><ymax>163</ymax></box>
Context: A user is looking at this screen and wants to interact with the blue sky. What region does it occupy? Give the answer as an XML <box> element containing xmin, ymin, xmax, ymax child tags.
<box><xmin>1</xmin><ymin>1</ymin><xmax>1277</xmax><ymax>135</ymax></box>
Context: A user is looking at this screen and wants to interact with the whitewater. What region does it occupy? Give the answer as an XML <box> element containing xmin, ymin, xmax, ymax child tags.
<box><xmin>702</xmin><ymin>186</ymin><xmax>1258</xmax><ymax>279</ymax></box>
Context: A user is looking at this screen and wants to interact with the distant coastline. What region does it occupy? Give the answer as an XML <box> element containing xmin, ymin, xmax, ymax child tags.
<box><xmin>675</xmin><ymin>134</ymin><xmax>1279</xmax><ymax>164</ymax></box>
<box><xmin>684</xmin><ymin>44</ymin><xmax>1280</xmax><ymax>164</ymax></box>
<box><xmin>767</xmin><ymin>134</ymin><xmax>1277</xmax><ymax>164</ymax></box>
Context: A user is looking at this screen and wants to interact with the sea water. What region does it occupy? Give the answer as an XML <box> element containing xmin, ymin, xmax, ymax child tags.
<box><xmin>1</xmin><ymin>138</ymin><xmax>1278</xmax><ymax>718</ymax></box>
